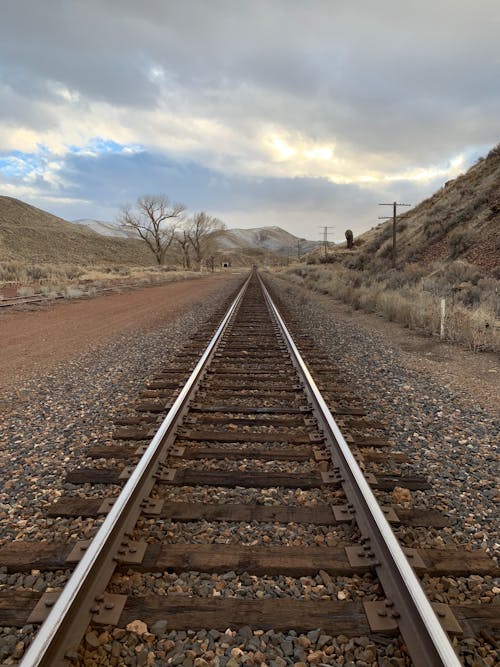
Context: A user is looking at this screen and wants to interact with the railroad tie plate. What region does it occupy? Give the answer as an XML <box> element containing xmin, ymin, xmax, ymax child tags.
<box><xmin>431</xmin><ymin>602</ymin><xmax>463</xmax><ymax>634</ymax></box>
<box><xmin>312</xmin><ymin>447</ymin><xmax>329</xmax><ymax>461</ymax></box>
<box><xmin>345</xmin><ymin>546</ymin><xmax>427</xmax><ymax>571</ymax></box>
<box><xmin>27</xmin><ymin>591</ymin><xmax>60</xmax><ymax>624</ymax></box>
<box><xmin>98</xmin><ymin>497</ymin><xmax>118</xmax><ymax>514</ymax></box>
<box><xmin>363</xmin><ymin>600</ymin><xmax>462</xmax><ymax>635</ymax></box>
<box><xmin>321</xmin><ymin>470</ymin><xmax>342</xmax><ymax>484</ymax></box>
<box><xmin>141</xmin><ymin>498</ymin><xmax>164</xmax><ymax>515</ymax></box>
<box><xmin>380</xmin><ymin>506</ymin><xmax>400</xmax><ymax>523</ymax></box>
<box><xmin>119</xmin><ymin>465</ymin><xmax>135</xmax><ymax>480</ymax></box>
<box><xmin>331</xmin><ymin>504</ymin><xmax>400</xmax><ymax>523</ymax></box>
<box><xmin>157</xmin><ymin>467</ymin><xmax>176</xmax><ymax>482</ymax></box>
<box><xmin>363</xmin><ymin>600</ymin><xmax>400</xmax><ymax>633</ymax></box>
<box><xmin>66</xmin><ymin>540</ymin><xmax>92</xmax><ymax>563</ymax></box>
<box><xmin>403</xmin><ymin>547</ymin><xmax>427</xmax><ymax>571</ymax></box>
<box><xmin>364</xmin><ymin>472</ymin><xmax>377</xmax><ymax>486</ymax></box>
<box><xmin>92</xmin><ymin>593</ymin><xmax>127</xmax><ymax>626</ymax></box>
<box><xmin>115</xmin><ymin>540</ymin><xmax>147</xmax><ymax>565</ymax></box>
<box><xmin>345</xmin><ymin>546</ymin><xmax>376</xmax><ymax>569</ymax></box>
<box><xmin>331</xmin><ymin>505</ymin><xmax>354</xmax><ymax>521</ymax></box>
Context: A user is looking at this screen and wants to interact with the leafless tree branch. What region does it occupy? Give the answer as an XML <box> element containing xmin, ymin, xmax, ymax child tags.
<box><xmin>118</xmin><ymin>195</ymin><xmax>186</xmax><ymax>265</ymax></box>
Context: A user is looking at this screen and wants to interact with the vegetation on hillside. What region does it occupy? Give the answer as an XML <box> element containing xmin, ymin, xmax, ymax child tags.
<box><xmin>279</xmin><ymin>145</ymin><xmax>500</xmax><ymax>353</ymax></box>
<box><xmin>278</xmin><ymin>262</ymin><xmax>499</xmax><ymax>352</ymax></box>
<box><xmin>0</xmin><ymin>196</ymin><xmax>155</xmax><ymax>265</ymax></box>
<box><xmin>0</xmin><ymin>262</ymin><xmax>204</xmax><ymax>298</ymax></box>
<box><xmin>344</xmin><ymin>143</ymin><xmax>500</xmax><ymax>273</ymax></box>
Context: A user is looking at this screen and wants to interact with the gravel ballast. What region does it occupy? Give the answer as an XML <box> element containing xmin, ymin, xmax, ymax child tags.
<box><xmin>0</xmin><ymin>277</ymin><xmax>241</xmax><ymax>663</ymax></box>
<box><xmin>264</xmin><ymin>275</ymin><xmax>499</xmax><ymax>667</ymax></box>
<box><xmin>0</xmin><ymin>273</ymin><xmax>498</xmax><ymax>666</ymax></box>
<box><xmin>266</xmin><ymin>275</ymin><xmax>499</xmax><ymax>559</ymax></box>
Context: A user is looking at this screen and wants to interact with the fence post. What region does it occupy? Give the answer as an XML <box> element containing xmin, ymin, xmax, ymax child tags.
<box><xmin>440</xmin><ymin>297</ymin><xmax>446</xmax><ymax>339</ymax></box>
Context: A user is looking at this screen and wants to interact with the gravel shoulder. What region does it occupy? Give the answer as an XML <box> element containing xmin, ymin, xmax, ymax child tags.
<box><xmin>0</xmin><ymin>273</ymin><xmax>243</xmax><ymax>549</ymax></box>
<box><xmin>271</xmin><ymin>276</ymin><xmax>499</xmax><ymax>417</ymax></box>
<box><xmin>0</xmin><ymin>271</ymin><xmax>497</xmax><ymax>666</ymax></box>
<box><xmin>268</xmin><ymin>274</ymin><xmax>499</xmax><ymax>559</ymax></box>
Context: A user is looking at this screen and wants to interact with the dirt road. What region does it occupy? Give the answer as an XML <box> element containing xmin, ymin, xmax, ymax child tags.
<box><xmin>0</xmin><ymin>273</ymin><xmax>242</xmax><ymax>393</ymax></box>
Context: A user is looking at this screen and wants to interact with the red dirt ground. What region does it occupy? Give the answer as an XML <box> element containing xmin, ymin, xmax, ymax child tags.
<box><xmin>0</xmin><ymin>273</ymin><xmax>242</xmax><ymax>394</ymax></box>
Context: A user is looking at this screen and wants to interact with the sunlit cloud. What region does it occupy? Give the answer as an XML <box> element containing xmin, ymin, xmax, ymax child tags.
<box><xmin>0</xmin><ymin>1</ymin><xmax>497</xmax><ymax>235</ymax></box>
<box><xmin>47</xmin><ymin>81</ymin><xmax>81</xmax><ymax>104</ymax></box>
<box><xmin>305</xmin><ymin>146</ymin><xmax>334</xmax><ymax>161</ymax></box>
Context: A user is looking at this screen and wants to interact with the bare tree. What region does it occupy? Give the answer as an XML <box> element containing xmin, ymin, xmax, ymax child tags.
<box><xmin>118</xmin><ymin>195</ymin><xmax>185</xmax><ymax>265</ymax></box>
<box><xmin>187</xmin><ymin>212</ymin><xmax>226</xmax><ymax>269</ymax></box>
<box><xmin>176</xmin><ymin>229</ymin><xmax>191</xmax><ymax>270</ymax></box>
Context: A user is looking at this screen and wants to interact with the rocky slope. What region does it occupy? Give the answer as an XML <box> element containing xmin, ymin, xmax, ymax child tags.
<box><xmin>350</xmin><ymin>144</ymin><xmax>500</xmax><ymax>274</ymax></box>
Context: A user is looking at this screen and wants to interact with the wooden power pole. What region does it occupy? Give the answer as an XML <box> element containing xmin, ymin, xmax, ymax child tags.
<box><xmin>378</xmin><ymin>202</ymin><xmax>411</xmax><ymax>267</ymax></box>
<box><xmin>319</xmin><ymin>226</ymin><xmax>334</xmax><ymax>259</ymax></box>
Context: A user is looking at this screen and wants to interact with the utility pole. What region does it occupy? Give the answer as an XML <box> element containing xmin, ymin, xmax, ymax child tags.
<box><xmin>319</xmin><ymin>226</ymin><xmax>334</xmax><ymax>259</ymax></box>
<box><xmin>297</xmin><ymin>239</ymin><xmax>301</xmax><ymax>259</ymax></box>
<box><xmin>378</xmin><ymin>202</ymin><xmax>411</xmax><ymax>267</ymax></box>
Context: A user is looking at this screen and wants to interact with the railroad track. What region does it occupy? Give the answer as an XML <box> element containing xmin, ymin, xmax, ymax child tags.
<box><xmin>0</xmin><ymin>280</ymin><xmax>188</xmax><ymax>309</ymax></box>
<box><xmin>0</xmin><ymin>269</ymin><xmax>497</xmax><ymax>666</ymax></box>
<box><xmin>0</xmin><ymin>289</ymin><xmax>115</xmax><ymax>309</ymax></box>
<box><xmin>0</xmin><ymin>294</ymin><xmax>64</xmax><ymax>308</ymax></box>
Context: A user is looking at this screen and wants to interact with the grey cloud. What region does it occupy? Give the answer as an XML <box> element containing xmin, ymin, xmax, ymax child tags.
<box><xmin>0</xmin><ymin>0</ymin><xmax>499</xmax><ymax>231</ymax></box>
<box><xmin>8</xmin><ymin>147</ymin><xmax>447</xmax><ymax>239</ymax></box>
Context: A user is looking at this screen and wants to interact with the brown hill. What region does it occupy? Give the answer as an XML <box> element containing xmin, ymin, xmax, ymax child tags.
<box><xmin>0</xmin><ymin>197</ymin><xmax>154</xmax><ymax>265</ymax></box>
<box><xmin>346</xmin><ymin>144</ymin><xmax>500</xmax><ymax>275</ymax></box>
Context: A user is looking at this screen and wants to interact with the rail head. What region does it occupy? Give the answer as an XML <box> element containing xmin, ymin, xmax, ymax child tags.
<box><xmin>20</xmin><ymin>272</ymin><xmax>252</xmax><ymax>667</ymax></box>
<box><xmin>259</xmin><ymin>274</ymin><xmax>461</xmax><ymax>667</ymax></box>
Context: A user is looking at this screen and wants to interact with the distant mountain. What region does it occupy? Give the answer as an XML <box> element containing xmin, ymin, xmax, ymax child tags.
<box><xmin>214</xmin><ymin>226</ymin><xmax>316</xmax><ymax>255</ymax></box>
<box><xmin>212</xmin><ymin>226</ymin><xmax>319</xmax><ymax>255</ymax></box>
<box><xmin>72</xmin><ymin>219</ymin><xmax>319</xmax><ymax>256</ymax></box>
<box><xmin>73</xmin><ymin>218</ymin><xmax>135</xmax><ymax>239</ymax></box>
<box><xmin>0</xmin><ymin>197</ymin><xmax>318</xmax><ymax>267</ymax></box>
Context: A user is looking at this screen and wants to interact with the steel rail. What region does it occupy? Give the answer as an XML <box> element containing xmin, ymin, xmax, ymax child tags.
<box><xmin>259</xmin><ymin>275</ymin><xmax>461</xmax><ymax>667</ymax></box>
<box><xmin>20</xmin><ymin>272</ymin><xmax>252</xmax><ymax>667</ymax></box>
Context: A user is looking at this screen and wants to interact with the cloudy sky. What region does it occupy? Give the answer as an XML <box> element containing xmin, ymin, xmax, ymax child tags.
<box><xmin>0</xmin><ymin>1</ymin><xmax>499</xmax><ymax>240</ymax></box>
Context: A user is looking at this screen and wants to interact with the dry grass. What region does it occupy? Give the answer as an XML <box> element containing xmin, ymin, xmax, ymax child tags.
<box><xmin>0</xmin><ymin>261</ymin><xmax>86</xmax><ymax>285</ymax></box>
<box><xmin>0</xmin><ymin>261</ymin><xmax>207</xmax><ymax>287</ymax></box>
<box><xmin>0</xmin><ymin>260</ymin><xmax>208</xmax><ymax>304</ymax></box>
<box><xmin>278</xmin><ymin>263</ymin><xmax>500</xmax><ymax>353</ymax></box>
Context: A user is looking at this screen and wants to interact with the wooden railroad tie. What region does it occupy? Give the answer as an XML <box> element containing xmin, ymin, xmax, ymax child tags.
<box><xmin>46</xmin><ymin>498</ymin><xmax>449</xmax><ymax>528</ymax></box>
<box><xmin>64</xmin><ymin>466</ymin><xmax>430</xmax><ymax>491</ymax></box>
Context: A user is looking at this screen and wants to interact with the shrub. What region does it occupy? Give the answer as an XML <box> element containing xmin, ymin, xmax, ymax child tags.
<box><xmin>378</xmin><ymin>242</ymin><xmax>393</xmax><ymax>259</ymax></box>
<box><xmin>64</xmin><ymin>286</ymin><xmax>84</xmax><ymax>298</ymax></box>
<box><xmin>27</xmin><ymin>265</ymin><xmax>50</xmax><ymax>282</ymax></box>
<box><xmin>18</xmin><ymin>286</ymin><xmax>35</xmax><ymax>296</ymax></box>
<box><xmin>0</xmin><ymin>261</ymin><xmax>26</xmax><ymax>283</ymax></box>
<box><xmin>448</xmin><ymin>230</ymin><xmax>472</xmax><ymax>259</ymax></box>
<box><xmin>276</xmin><ymin>262</ymin><xmax>499</xmax><ymax>353</ymax></box>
